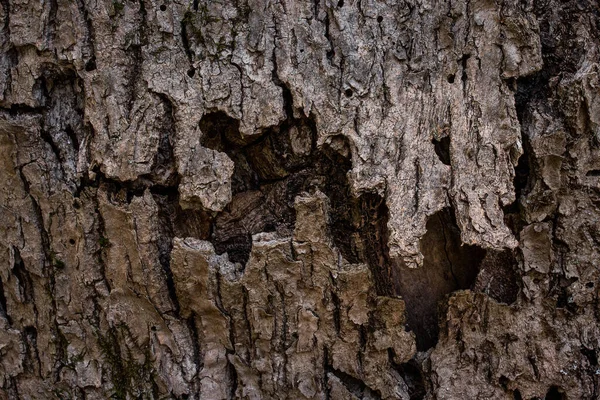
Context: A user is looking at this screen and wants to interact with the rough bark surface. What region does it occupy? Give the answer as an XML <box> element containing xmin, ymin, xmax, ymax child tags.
<box><xmin>0</xmin><ymin>0</ymin><xmax>599</xmax><ymax>398</ymax></box>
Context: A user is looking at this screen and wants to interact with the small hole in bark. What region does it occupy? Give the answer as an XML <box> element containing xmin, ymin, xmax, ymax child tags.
<box><xmin>551</xmin><ymin>275</ymin><xmax>578</xmax><ymax>311</ymax></box>
<box><xmin>586</xmin><ymin>282</ymin><xmax>595</xmax><ymax>288</ymax></box>
<box><xmin>337</xmin><ymin>0</ymin><xmax>344</xmax><ymax>7</ymax></box>
<box><xmin>85</xmin><ymin>57</ymin><xmax>97</xmax><ymax>72</ymax></box>
<box><xmin>344</xmin><ymin>89</ymin><xmax>353</xmax><ymax>97</ymax></box>
<box><xmin>505</xmin><ymin>77</ymin><xmax>517</xmax><ymax>91</ymax></box>
<box><xmin>545</xmin><ymin>386</ymin><xmax>565</xmax><ymax>400</ymax></box>
<box><xmin>432</xmin><ymin>136</ymin><xmax>451</xmax><ymax>165</ymax></box>
<box><xmin>460</xmin><ymin>54</ymin><xmax>470</xmax><ymax>83</ymax></box>
<box><xmin>397</xmin><ymin>208</ymin><xmax>486</xmax><ymax>351</ymax></box>
<box><xmin>160</xmin><ymin>4</ymin><xmax>167</xmax><ymax>11</ymax></box>
<box><xmin>300</xmin><ymin>49</ymin><xmax>304</xmax><ymax>53</ymax></box>
<box><xmin>151</xmin><ymin>325</ymin><xmax>157</xmax><ymax>331</ymax></box>
<box><xmin>447</xmin><ymin>74</ymin><xmax>455</xmax><ymax>83</ymax></box>
<box><xmin>69</xmin><ymin>239</ymin><xmax>75</xmax><ymax>245</ymax></box>
<box><xmin>13</xmin><ymin>247</ymin><xmax>34</xmax><ymax>303</ymax></box>
<box><xmin>0</xmin><ymin>276</ymin><xmax>10</xmax><ymax>324</ymax></box>
<box><xmin>513</xmin><ymin>389</ymin><xmax>523</xmax><ymax>400</ymax></box>
<box><xmin>72</xmin><ymin>200</ymin><xmax>81</xmax><ymax>209</ymax></box>
<box><xmin>377</xmin><ymin>15</ymin><xmax>383</xmax><ymax>23</ymax></box>
<box><xmin>187</xmin><ymin>68</ymin><xmax>195</xmax><ymax>78</ymax></box>
<box><xmin>586</xmin><ymin>170</ymin><xmax>600</xmax><ymax>177</ymax></box>
<box><xmin>514</xmin><ymin>151</ymin><xmax>531</xmax><ymax>197</ymax></box>
<box><xmin>214</xmin><ymin>234</ymin><xmax>253</xmax><ymax>265</ymax></box>
<box><xmin>390</xmin><ymin>355</ymin><xmax>426</xmax><ymax>400</ymax></box>
<box><xmin>499</xmin><ymin>376</ymin><xmax>509</xmax><ymax>389</ymax></box>
<box><xmin>65</xmin><ymin>125</ymin><xmax>79</xmax><ymax>150</ymax></box>
<box><xmin>581</xmin><ymin>347</ymin><xmax>598</xmax><ymax>366</ymax></box>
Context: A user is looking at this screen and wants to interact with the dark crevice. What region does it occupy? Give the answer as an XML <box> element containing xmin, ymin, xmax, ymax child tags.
<box><xmin>199</xmin><ymin>108</ymin><xmax>404</xmax><ymax>299</ymax></box>
<box><xmin>324</xmin><ymin>12</ymin><xmax>335</xmax><ymax>62</ymax></box>
<box><xmin>460</xmin><ymin>54</ymin><xmax>470</xmax><ymax>92</ymax></box>
<box><xmin>473</xmin><ymin>249</ymin><xmax>520</xmax><ymax>304</ymax></box>
<box><xmin>77</xmin><ymin>0</ymin><xmax>97</xmax><ymax>71</ymax></box>
<box><xmin>513</xmin><ymin>389</ymin><xmax>523</xmax><ymax>400</ymax></box>
<box><xmin>581</xmin><ymin>347</ymin><xmax>598</xmax><ymax>366</ymax></box>
<box><xmin>155</xmin><ymin>210</ymin><xmax>180</xmax><ymax>316</ymax></box>
<box><xmin>23</xmin><ymin>326</ymin><xmax>42</xmax><ymax>376</ymax></box>
<box><xmin>199</xmin><ymin>106</ymin><xmax>361</xmax><ymax>270</ymax></box>
<box><xmin>91</xmin><ymin>187</ymin><xmax>112</xmax><ymax>296</ymax></box>
<box><xmin>512</xmin><ymin>146</ymin><xmax>531</xmax><ymax>200</ymax></box>
<box><xmin>126</xmin><ymin>0</ymin><xmax>148</xmax><ymax>117</ymax></box>
<box><xmin>389</xmin><ymin>351</ymin><xmax>426</xmax><ymax>400</ymax></box>
<box><xmin>12</xmin><ymin>247</ymin><xmax>34</xmax><ymax>304</ymax></box>
<box><xmin>503</xmin><ymin>70</ymin><xmax>538</xmax><ymax>235</ymax></box>
<box><xmin>323</xmin><ymin>346</ymin><xmax>331</xmax><ymax>400</ymax></box>
<box><xmin>331</xmin><ymin>288</ymin><xmax>341</xmax><ymax>335</ymax></box>
<box><xmin>46</xmin><ymin>0</ymin><xmax>58</xmax><ymax>46</ymax></box>
<box><xmin>186</xmin><ymin>315</ymin><xmax>203</xmax><ymax>378</ymax></box>
<box><xmin>84</xmin><ymin>56</ymin><xmax>97</xmax><ymax>71</ymax></box>
<box><xmin>150</xmin><ymin>93</ymin><xmax>179</xmax><ymax>186</ymax></box>
<box><xmin>325</xmin><ymin>365</ymin><xmax>382</xmax><ymax>400</ymax></box>
<box><xmin>432</xmin><ymin>135</ymin><xmax>451</xmax><ymax>166</ymax></box>
<box><xmin>199</xmin><ymin>105</ymin><xmax>412</xmax><ymax>301</ymax></box>
<box><xmin>64</xmin><ymin>125</ymin><xmax>79</xmax><ymax>150</ymax></box>
<box><xmin>4</xmin><ymin>103</ymin><xmax>45</xmax><ymax>115</ymax></box>
<box><xmin>0</xmin><ymin>276</ymin><xmax>10</xmax><ymax>324</ymax></box>
<box><xmin>397</xmin><ymin>208</ymin><xmax>486</xmax><ymax>351</ymax></box>
<box><xmin>359</xmin><ymin>193</ymin><xmax>399</xmax><ymax>297</ymax></box>
<box><xmin>551</xmin><ymin>274</ymin><xmax>578</xmax><ymax>312</ymax></box>
<box><xmin>180</xmin><ymin>16</ymin><xmax>194</xmax><ymax>63</ymax></box>
<box><xmin>227</xmin><ymin>353</ymin><xmax>238</xmax><ymax>399</ymax></box>
<box><xmin>87</xmin><ymin>168</ymin><xmax>179</xmax><ymax>204</ymax></box>
<box><xmin>545</xmin><ymin>386</ymin><xmax>566</xmax><ymax>400</ymax></box>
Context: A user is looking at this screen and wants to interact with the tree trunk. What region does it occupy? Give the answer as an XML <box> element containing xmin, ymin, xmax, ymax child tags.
<box><xmin>0</xmin><ymin>0</ymin><xmax>599</xmax><ymax>398</ymax></box>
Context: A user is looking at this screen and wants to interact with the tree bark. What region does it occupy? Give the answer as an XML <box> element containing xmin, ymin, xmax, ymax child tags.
<box><xmin>0</xmin><ymin>0</ymin><xmax>599</xmax><ymax>398</ymax></box>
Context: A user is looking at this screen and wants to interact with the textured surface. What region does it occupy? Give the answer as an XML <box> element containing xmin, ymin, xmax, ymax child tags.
<box><xmin>0</xmin><ymin>0</ymin><xmax>600</xmax><ymax>398</ymax></box>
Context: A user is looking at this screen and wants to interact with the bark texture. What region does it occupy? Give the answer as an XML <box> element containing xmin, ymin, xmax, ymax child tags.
<box><xmin>0</xmin><ymin>0</ymin><xmax>599</xmax><ymax>398</ymax></box>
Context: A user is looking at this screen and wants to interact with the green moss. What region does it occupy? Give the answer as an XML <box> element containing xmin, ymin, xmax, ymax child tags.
<box><xmin>97</xmin><ymin>324</ymin><xmax>157</xmax><ymax>399</ymax></box>
<box><xmin>50</xmin><ymin>251</ymin><xmax>66</xmax><ymax>269</ymax></box>
<box><xmin>113</xmin><ymin>1</ymin><xmax>125</xmax><ymax>13</ymax></box>
<box><xmin>99</xmin><ymin>236</ymin><xmax>111</xmax><ymax>248</ymax></box>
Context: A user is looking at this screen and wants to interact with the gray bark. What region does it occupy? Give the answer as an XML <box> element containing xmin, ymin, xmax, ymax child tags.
<box><xmin>0</xmin><ymin>0</ymin><xmax>599</xmax><ymax>398</ymax></box>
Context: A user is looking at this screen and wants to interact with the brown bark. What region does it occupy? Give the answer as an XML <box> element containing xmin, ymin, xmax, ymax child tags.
<box><xmin>0</xmin><ymin>0</ymin><xmax>599</xmax><ymax>398</ymax></box>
